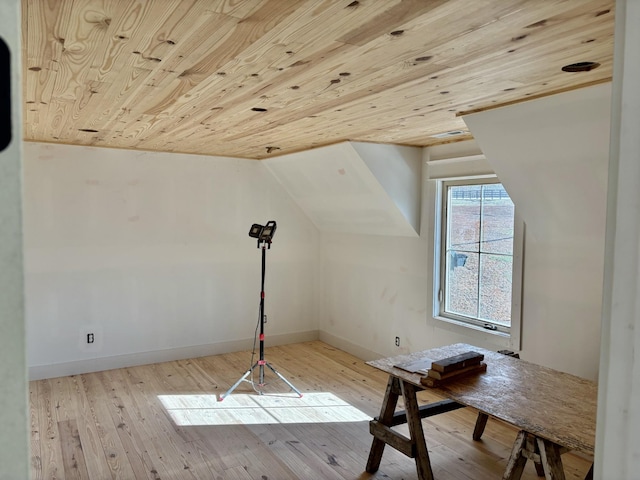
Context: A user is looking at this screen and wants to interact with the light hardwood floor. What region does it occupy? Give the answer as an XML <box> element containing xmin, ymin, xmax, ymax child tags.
<box><xmin>29</xmin><ymin>341</ymin><xmax>592</xmax><ymax>479</ymax></box>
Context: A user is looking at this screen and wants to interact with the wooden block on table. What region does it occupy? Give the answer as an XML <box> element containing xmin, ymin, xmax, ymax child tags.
<box><xmin>430</xmin><ymin>351</ymin><xmax>484</xmax><ymax>373</ymax></box>
<box><xmin>421</xmin><ymin>362</ymin><xmax>487</xmax><ymax>387</ymax></box>
<box><xmin>427</xmin><ymin>362</ymin><xmax>488</xmax><ymax>380</ymax></box>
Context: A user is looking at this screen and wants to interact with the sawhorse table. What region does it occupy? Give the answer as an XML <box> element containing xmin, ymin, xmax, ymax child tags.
<box><xmin>366</xmin><ymin>344</ymin><xmax>596</xmax><ymax>480</ymax></box>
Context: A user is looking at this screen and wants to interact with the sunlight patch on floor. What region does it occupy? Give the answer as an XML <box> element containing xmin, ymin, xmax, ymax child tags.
<box><xmin>158</xmin><ymin>392</ymin><xmax>371</xmax><ymax>426</ymax></box>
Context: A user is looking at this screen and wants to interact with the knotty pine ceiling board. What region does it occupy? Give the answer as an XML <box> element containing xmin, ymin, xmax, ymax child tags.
<box><xmin>23</xmin><ymin>0</ymin><xmax>615</xmax><ymax>159</ymax></box>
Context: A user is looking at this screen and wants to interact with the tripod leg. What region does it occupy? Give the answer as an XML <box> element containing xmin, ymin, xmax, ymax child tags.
<box><xmin>265</xmin><ymin>362</ymin><xmax>303</xmax><ymax>397</ymax></box>
<box><xmin>218</xmin><ymin>364</ymin><xmax>256</xmax><ymax>401</ymax></box>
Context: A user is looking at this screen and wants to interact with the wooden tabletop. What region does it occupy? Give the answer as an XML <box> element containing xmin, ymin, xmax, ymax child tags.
<box><xmin>368</xmin><ymin>343</ymin><xmax>597</xmax><ymax>456</ymax></box>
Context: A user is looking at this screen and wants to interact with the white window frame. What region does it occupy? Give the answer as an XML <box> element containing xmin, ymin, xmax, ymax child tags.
<box><xmin>432</xmin><ymin>176</ymin><xmax>523</xmax><ymax>350</ymax></box>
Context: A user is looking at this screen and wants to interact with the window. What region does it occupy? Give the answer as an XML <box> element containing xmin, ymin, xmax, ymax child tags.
<box><xmin>434</xmin><ymin>178</ymin><xmax>523</xmax><ymax>340</ymax></box>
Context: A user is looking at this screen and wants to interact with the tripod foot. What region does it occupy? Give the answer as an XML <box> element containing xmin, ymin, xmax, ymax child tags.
<box><xmin>265</xmin><ymin>361</ymin><xmax>303</xmax><ymax>397</ymax></box>
<box><xmin>220</xmin><ymin>360</ymin><xmax>302</xmax><ymax>399</ymax></box>
<box><xmin>218</xmin><ymin>367</ymin><xmax>253</xmax><ymax>401</ymax></box>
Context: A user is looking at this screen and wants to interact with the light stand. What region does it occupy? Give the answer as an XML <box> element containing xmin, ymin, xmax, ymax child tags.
<box><xmin>219</xmin><ymin>221</ymin><xmax>302</xmax><ymax>401</ymax></box>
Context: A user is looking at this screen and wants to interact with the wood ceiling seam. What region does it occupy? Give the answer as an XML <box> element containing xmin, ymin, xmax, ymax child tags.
<box><xmin>150</xmin><ymin>1</ymin><xmax>610</xmax><ymax>146</ymax></box>
<box><xmin>141</xmin><ymin>0</ymin><xmax>304</xmax><ymax>116</ymax></box>
<box><xmin>77</xmin><ymin>0</ymin><xmax>194</xmax><ymax>133</ymax></box>
<box><xmin>115</xmin><ymin>0</ymin><xmax>462</xmax><ymax>148</ymax></box>
<box><xmin>22</xmin><ymin>0</ymin><xmax>615</xmax><ymax>159</ymax></box>
<box><xmin>135</xmin><ymin>0</ymin><xmax>391</xmax><ymax>121</ymax></box>
<box><xmin>89</xmin><ymin>6</ymin><xmax>238</xmax><ymax>135</ymax></box>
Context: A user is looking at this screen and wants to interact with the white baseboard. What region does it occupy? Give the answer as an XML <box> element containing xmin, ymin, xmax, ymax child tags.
<box><xmin>318</xmin><ymin>330</ymin><xmax>382</xmax><ymax>362</ymax></box>
<box><xmin>29</xmin><ymin>330</ymin><xmax>319</xmax><ymax>380</ymax></box>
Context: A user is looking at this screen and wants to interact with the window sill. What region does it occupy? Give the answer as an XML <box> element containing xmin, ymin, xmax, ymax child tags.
<box><xmin>432</xmin><ymin>315</ymin><xmax>518</xmax><ymax>350</ymax></box>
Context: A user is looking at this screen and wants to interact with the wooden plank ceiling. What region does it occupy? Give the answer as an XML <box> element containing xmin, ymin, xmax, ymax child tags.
<box><xmin>22</xmin><ymin>0</ymin><xmax>615</xmax><ymax>160</ymax></box>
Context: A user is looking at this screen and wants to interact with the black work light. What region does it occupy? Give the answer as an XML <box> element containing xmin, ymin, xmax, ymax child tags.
<box><xmin>220</xmin><ymin>219</ymin><xmax>301</xmax><ymax>400</ymax></box>
<box><xmin>248</xmin><ymin>220</ymin><xmax>277</xmax><ymax>247</ymax></box>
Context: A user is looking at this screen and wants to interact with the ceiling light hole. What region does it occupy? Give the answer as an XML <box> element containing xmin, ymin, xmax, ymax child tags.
<box><xmin>431</xmin><ymin>130</ymin><xmax>466</xmax><ymax>139</ymax></box>
<box><xmin>561</xmin><ymin>61</ymin><xmax>600</xmax><ymax>72</ymax></box>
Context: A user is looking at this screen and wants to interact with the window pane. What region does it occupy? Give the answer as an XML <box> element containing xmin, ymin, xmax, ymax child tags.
<box><xmin>448</xmin><ymin>185</ymin><xmax>480</xmax><ymax>253</ymax></box>
<box><xmin>445</xmin><ymin>251</ymin><xmax>478</xmax><ymax>318</ymax></box>
<box><xmin>439</xmin><ymin>180</ymin><xmax>517</xmax><ymax>333</ymax></box>
<box><xmin>481</xmin><ymin>185</ymin><xmax>514</xmax><ymax>255</ymax></box>
<box><xmin>479</xmin><ymin>253</ymin><xmax>512</xmax><ymax>325</ymax></box>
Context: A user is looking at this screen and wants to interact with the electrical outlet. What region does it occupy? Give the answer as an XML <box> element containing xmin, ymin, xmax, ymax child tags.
<box><xmin>80</xmin><ymin>327</ymin><xmax>102</xmax><ymax>351</ymax></box>
<box><xmin>395</xmin><ymin>336</ymin><xmax>400</xmax><ymax>347</ymax></box>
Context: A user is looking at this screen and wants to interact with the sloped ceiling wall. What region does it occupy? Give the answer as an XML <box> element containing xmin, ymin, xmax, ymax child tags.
<box><xmin>264</xmin><ymin>142</ymin><xmax>422</xmax><ymax>237</ymax></box>
<box><xmin>463</xmin><ymin>83</ymin><xmax>611</xmax><ymax>371</ymax></box>
<box><xmin>463</xmin><ymin>83</ymin><xmax>611</xmax><ymax>243</ymax></box>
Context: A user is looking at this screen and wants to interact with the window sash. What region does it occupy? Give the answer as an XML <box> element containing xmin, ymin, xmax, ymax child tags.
<box><xmin>437</xmin><ymin>179</ymin><xmax>516</xmax><ymax>334</ymax></box>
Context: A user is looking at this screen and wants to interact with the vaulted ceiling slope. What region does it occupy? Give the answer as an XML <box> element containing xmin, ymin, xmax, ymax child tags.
<box><xmin>23</xmin><ymin>0</ymin><xmax>614</xmax><ymax>160</ymax></box>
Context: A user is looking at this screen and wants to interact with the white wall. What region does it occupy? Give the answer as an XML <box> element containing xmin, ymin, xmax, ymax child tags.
<box><xmin>24</xmin><ymin>80</ymin><xmax>611</xmax><ymax>385</ymax></box>
<box><xmin>464</xmin><ymin>84</ymin><xmax>610</xmax><ymax>380</ymax></box>
<box><xmin>320</xmin><ymin>103</ymin><xmax>609</xmax><ymax>382</ymax></box>
<box><xmin>265</xmin><ymin>142</ymin><xmax>421</xmax><ymax>237</ymax></box>
<box><xmin>319</xmin><ymin>142</ymin><xmax>517</xmax><ymax>362</ymax></box>
<box><xmin>24</xmin><ymin>142</ymin><xmax>319</xmax><ymax>379</ymax></box>
<box><xmin>351</xmin><ymin>142</ymin><xmax>423</xmax><ymax>234</ymax></box>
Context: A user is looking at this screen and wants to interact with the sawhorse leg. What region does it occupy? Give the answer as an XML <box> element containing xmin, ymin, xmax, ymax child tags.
<box><xmin>473</xmin><ymin>412</ymin><xmax>489</xmax><ymax>440</ymax></box>
<box><xmin>366</xmin><ymin>375</ymin><xmax>436</xmax><ymax>480</ymax></box>
<box><xmin>503</xmin><ymin>430</ymin><xmax>566</xmax><ymax>480</ymax></box>
<box><xmin>402</xmin><ymin>381</ymin><xmax>434</xmax><ymax>480</ymax></box>
<box><xmin>366</xmin><ymin>375</ymin><xmax>400</xmax><ymax>473</ymax></box>
<box><xmin>475</xmin><ymin>414</ymin><xmax>545</xmax><ymax>475</ymax></box>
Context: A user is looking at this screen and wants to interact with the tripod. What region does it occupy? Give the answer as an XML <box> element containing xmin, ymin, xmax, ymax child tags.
<box><xmin>219</xmin><ymin>234</ymin><xmax>302</xmax><ymax>401</ymax></box>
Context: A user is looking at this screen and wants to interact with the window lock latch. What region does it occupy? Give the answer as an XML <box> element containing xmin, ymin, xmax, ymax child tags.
<box><xmin>483</xmin><ymin>323</ymin><xmax>498</xmax><ymax>331</ymax></box>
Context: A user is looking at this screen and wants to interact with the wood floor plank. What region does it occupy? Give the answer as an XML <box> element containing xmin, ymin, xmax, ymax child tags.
<box><xmin>122</xmin><ymin>365</ymin><xmax>225</xmax><ymax>480</ymax></box>
<box><xmin>37</xmin><ymin>379</ymin><xmax>66</xmax><ymax>480</ymax></box>
<box><xmin>50</xmin><ymin>377</ymin><xmax>75</xmax><ymax>423</ymax></box>
<box><xmin>102</xmin><ymin>368</ymin><xmax>209</xmax><ymax>480</ymax></box>
<box><xmin>29</xmin><ymin>341</ymin><xmax>594</xmax><ymax>480</ymax></box>
<box><xmin>249</xmin><ymin>422</ymin><xmax>345</xmax><ymax>480</ymax></box>
<box><xmin>29</xmin><ymin>380</ymin><xmax>43</xmax><ymax>480</ymax></box>
<box><xmin>283</xmin><ymin>422</ymin><xmax>377</xmax><ymax>479</ymax></box>
<box><xmin>58</xmin><ymin>419</ymin><xmax>90</xmax><ymax>480</ymax></box>
<box><xmin>97</xmin><ymin>370</ymin><xmax>164</xmax><ymax>480</ymax></box>
<box><xmin>79</xmin><ymin>372</ymin><xmax>138</xmax><ymax>479</ymax></box>
<box><xmin>68</xmin><ymin>375</ymin><xmax>116</xmax><ymax>480</ymax></box>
